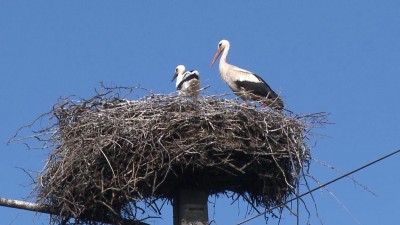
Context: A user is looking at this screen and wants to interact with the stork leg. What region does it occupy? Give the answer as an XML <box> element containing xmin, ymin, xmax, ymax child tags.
<box><xmin>240</xmin><ymin>96</ymin><xmax>249</xmax><ymax>106</ymax></box>
<box><xmin>261</xmin><ymin>102</ymin><xmax>268</xmax><ymax>109</ymax></box>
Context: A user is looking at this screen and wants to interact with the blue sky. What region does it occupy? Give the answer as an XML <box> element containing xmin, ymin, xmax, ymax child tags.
<box><xmin>1</xmin><ymin>1</ymin><xmax>400</xmax><ymax>224</ymax></box>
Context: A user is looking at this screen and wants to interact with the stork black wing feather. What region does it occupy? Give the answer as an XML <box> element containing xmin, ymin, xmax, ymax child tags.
<box><xmin>234</xmin><ymin>73</ymin><xmax>279</xmax><ymax>100</ymax></box>
<box><xmin>177</xmin><ymin>72</ymin><xmax>199</xmax><ymax>90</ymax></box>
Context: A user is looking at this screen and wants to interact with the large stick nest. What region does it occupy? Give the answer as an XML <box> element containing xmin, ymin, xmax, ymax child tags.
<box><xmin>31</xmin><ymin>87</ymin><xmax>325</xmax><ymax>224</ymax></box>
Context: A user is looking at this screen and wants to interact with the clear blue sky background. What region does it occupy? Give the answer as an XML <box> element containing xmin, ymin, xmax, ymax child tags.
<box><xmin>1</xmin><ymin>1</ymin><xmax>399</xmax><ymax>224</ymax></box>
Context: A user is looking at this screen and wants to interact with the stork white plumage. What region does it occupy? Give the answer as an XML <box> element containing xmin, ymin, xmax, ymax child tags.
<box><xmin>172</xmin><ymin>65</ymin><xmax>200</xmax><ymax>99</ymax></box>
<box><xmin>211</xmin><ymin>40</ymin><xmax>284</xmax><ymax>110</ymax></box>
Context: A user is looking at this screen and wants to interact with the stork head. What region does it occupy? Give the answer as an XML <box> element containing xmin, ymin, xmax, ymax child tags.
<box><xmin>211</xmin><ymin>39</ymin><xmax>230</xmax><ymax>67</ymax></box>
<box><xmin>172</xmin><ymin>65</ymin><xmax>185</xmax><ymax>82</ymax></box>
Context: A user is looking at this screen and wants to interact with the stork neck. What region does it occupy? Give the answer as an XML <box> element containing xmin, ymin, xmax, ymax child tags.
<box><xmin>176</xmin><ymin>73</ymin><xmax>183</xmax><ymax>88</ymax></box>
<box><xmin>219</xmin><ymin>45</ymin><xmax>229</xmax><ymax>66</ymax></box>
<box><xmin>218</xmin><ymin>46</ymin><xmax>231</xmax><ymax>80</ymax></box>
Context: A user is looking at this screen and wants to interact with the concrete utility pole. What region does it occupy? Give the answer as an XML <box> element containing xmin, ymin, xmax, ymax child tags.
<box><xmin>173</xmin><ymin>189</ymin><xmax>209</xmax><ymax>225</ymax></box>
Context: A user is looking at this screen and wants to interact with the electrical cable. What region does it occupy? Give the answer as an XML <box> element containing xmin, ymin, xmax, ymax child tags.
<box><xmin>236</xmin><ymin>148</ymin><xmax>400</xmax><ymax>225</ymax></box>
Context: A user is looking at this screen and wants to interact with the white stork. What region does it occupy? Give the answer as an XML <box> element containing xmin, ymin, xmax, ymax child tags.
<box><xmin>211</xmin><ymin>39</ymin><xmax>284</xmax><ymax>110</ymax></box>
<box><xmin>172</xmin><ymin>65</ymin><xmax>200</xmax><ymax>99</ymax></box>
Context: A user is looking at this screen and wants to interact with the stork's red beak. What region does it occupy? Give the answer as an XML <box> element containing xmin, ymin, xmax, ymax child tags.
<box><xmin>211</xmin><ymin>48</ymin><xmax>222</xmax><ymax>67</ymax></box>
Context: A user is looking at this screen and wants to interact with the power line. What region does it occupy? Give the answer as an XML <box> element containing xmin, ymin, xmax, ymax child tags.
<box><xmin>236</xmin><ymin>148</ymin><xmax>400</xmax><ymax>225</ymax></box>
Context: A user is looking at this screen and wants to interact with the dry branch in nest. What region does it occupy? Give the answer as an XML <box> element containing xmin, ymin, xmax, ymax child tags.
<box><xmin>28</xmin><ymin>87</ymin><xmax>327</xmax><ymax>224</ymax></box>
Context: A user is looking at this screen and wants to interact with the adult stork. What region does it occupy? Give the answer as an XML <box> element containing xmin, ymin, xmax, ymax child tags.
<box><xmin>172</xmin><ymin>65</ymin><xmax>200</xmax><ymax>99</ymax></box>
<box><xmin>211</xmin><ymin>39</ymin><xmax>284</xmax><ymax>110</ymax></box>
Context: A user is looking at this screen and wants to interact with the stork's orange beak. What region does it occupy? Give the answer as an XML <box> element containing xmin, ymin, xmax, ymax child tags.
<box><xmin>211</xmin><ymin>48</ymin><xmax>222</xmax><ymax>67</ymax></box>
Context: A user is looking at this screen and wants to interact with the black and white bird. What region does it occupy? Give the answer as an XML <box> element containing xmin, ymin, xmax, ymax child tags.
<box><xmin>211</xmin><ymin>39</ymin><xmax>284</xmax><ymax>110</ymax></box>
<box><xmin>172</xmin><ymin>65</ymin><xmax>200</xmax><ymax>98</ymax></box>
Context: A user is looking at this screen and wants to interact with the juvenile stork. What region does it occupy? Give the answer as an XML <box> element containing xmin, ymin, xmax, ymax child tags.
<box><xmin>172</xmin><ymin>65</ymin><xmax>200</xmax><ymax>99</ymax></box>
<box><xmin>211</xmin><ymin>39</ymin><xmax>284</xmax><ymax>110</ymax></box>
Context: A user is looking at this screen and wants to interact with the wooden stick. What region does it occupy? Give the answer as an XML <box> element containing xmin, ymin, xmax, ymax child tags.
<box><xmin>0</xmin><ymin>197</ymin><xmax>149</xmax><ymax>225</ymax></box>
